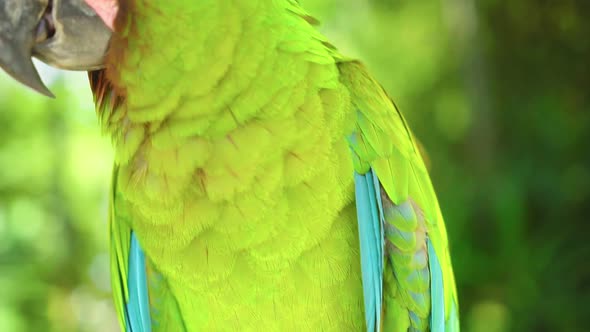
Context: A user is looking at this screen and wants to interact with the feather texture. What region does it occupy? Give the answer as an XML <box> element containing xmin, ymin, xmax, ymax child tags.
<box><xmin>428</xmin><ymin>239</ymin><xmax>445</xmax><ymax>331</ymax></box>
<box><xmin>146</xmin><ymin>260</ymin><xmax>187</xmax><ymax>331</ymax></box>
<box><xmin>87</xmin><ymin>1</ymin><xmax>458</xmax><ymax>330</ymax></box>
<box><xmin>127</xmin><ymin>232</ymin><xmax>152</xmax><ymax>332</ymax></box>
<box><xmin>354</xmin><ymin>170</ymin><xmax>384</xmax><ymax>331</ymax></box>
<box><xmin>341</xmin><ymin>59</ymin><xmax>460</xmax><ymax>331</ymax></box>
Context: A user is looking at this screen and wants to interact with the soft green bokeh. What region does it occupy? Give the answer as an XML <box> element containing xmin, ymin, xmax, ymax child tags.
<box><xmin>0</xmin><ymin>67</ymin><xmax>117</xmax><ymax>331</ymax></box>
<box><xmin>1</xmin><ymin>1</ymin><xmax>588</xmax><ymax>331</ymax></box>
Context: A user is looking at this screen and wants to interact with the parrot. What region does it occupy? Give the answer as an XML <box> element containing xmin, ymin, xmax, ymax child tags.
<box><xmin>0</xmin><ymin>0</ymin><xmax>460</xmax><ymax>331</ymax></box>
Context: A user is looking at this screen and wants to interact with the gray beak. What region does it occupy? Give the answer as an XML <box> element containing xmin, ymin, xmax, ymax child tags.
<box><xmin>0</xmin><ymin>0</ymin><xmax>112</xmax><ymax>97</ymax></box>
<box><xmin>0</xmin><ymin>0</ymin><xmax>51</xmax><ymax>96</ymax></box>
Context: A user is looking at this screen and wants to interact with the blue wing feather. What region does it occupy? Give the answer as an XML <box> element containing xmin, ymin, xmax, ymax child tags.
<box><xmin>126</xmin><ymin>232</ymin><xmax>152</xmax><ymax>332</ymax></box>
<box><xmin>428</xmin><ymin>239</ymin><xmax>445</xmax><ymax>332</ymax></box>
<box><xmin>354</xmin><ymin>169</ymin><xmax>384</xmax><ymax>331</ymax></box>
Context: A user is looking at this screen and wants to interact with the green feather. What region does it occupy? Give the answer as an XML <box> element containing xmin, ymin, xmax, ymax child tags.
<box><xmin>87</xmin><ymin>1</ymin><xmax>458</xmax><ymax>330</ymax></box>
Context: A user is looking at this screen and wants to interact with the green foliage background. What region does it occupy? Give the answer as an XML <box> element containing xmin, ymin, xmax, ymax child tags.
<box><xmin>0</xmin><ymin>0</ymin><xmax>588</xmax><ymax>331</ymax></box>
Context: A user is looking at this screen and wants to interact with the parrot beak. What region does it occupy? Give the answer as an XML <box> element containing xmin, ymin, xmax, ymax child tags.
<box><xmin>0</xmin><ymin>0</ymin><xmax>112</xmax><ymax>97</ymax></box>
<box><xmin>0</xmin><ymin>0</ymin><xmax>52</xmax><ymax>96</ymax></box>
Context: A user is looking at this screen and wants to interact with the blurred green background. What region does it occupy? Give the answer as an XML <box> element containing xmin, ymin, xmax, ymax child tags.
<box><xmin>1</xmin><ymin>0</ymin><xmax>588</xmax><ymax>331</ymax></box>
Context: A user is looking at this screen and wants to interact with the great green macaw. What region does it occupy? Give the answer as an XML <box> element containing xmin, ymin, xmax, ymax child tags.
<box><xmin>0</xmin><ymin>0</ymin><xmax>459</xmax><ymax>331</ymax></box>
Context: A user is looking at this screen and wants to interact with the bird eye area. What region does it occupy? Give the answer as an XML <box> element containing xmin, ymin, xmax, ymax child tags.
<box><xmin>35</xmin><ymin>0</ymin><xmax>55</xmax><ymax>43</ymax></box>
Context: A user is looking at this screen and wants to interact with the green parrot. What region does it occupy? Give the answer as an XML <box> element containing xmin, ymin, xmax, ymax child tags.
<box><xmin>0</xmin><ymin>0</ymin><xmax>459</xmax><ymax>331</ymax></box>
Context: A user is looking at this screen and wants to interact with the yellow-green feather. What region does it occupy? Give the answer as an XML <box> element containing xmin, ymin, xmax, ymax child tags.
<box><xmin>95</xmin><ymin>0</ymin><xmax>458</xmax><ymax>331</ymax></box>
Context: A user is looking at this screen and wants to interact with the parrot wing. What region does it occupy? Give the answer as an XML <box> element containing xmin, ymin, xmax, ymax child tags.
<box><xmin>339</xmin><ymin>60</ymin><xmax>460</xmax><ymax>331</ymax></box>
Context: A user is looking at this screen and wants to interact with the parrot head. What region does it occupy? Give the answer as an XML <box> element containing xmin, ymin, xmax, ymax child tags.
<box><xmin>0</xmin><ymin>0</ymin><xmax>115</xmax><ymax>96</ymax></box>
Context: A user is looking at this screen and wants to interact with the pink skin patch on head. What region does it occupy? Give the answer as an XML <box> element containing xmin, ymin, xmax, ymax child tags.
<box><xmin>84</xmin><ymin>0</ymin><xmax>119</xmax><ymax>30</ymax></box>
